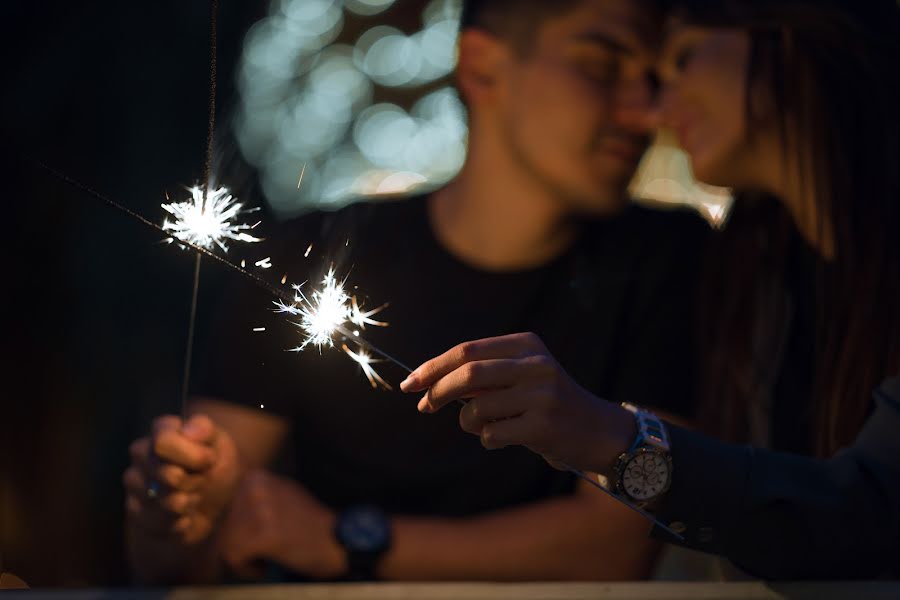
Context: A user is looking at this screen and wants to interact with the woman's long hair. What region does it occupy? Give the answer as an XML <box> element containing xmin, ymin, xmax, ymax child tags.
<box><xmin>672</xmin><ymin>0</ymin><xmax>900</xmax><ymax>455</ymax></box>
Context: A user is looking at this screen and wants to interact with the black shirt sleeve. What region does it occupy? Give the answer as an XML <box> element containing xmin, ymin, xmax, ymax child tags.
<box><xmin>652</xmin><ymin>377</ymin><xmax>900</xmax><ymax>580</ymax></box>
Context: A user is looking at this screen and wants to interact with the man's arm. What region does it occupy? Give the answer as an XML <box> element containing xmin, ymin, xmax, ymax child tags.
<box><xmin>379</xmin><ymin>478</ymin><xmax>660</xmax><ymax>581</ymax></box>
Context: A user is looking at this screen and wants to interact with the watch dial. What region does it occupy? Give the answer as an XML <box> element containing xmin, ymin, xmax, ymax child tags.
<box><xmin>337</xmin><ymin>507</ymin><xmax>390</xmax><ymax>553</ymax></box>
<box><xmin>622</xmin><ymin>451</ymin><xmax>670</xmax><ymax>501</ymax></box>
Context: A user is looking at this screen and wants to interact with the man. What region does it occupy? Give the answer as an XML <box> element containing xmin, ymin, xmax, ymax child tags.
<box><xmin>124</xmin><ymin>0</ymin><xmax>708</xmax><ymax>583</ymax></box>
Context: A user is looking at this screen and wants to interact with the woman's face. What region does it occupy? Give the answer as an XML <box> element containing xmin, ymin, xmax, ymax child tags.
<box><xmin>657</xmin><ymin>24</ymin><xmax>780</xmax><ymax>191</ymax></box>
<box><xmin>657</xmin><ymin>23</ymin><xmax>834</xmax><ymax>257</ymax></box>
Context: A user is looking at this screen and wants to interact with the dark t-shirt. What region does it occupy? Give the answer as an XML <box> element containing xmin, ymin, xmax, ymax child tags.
<box><xmin>195</xmin><ymin>195</ymin><xmax>709</xmax><ymax>516</ymax></box>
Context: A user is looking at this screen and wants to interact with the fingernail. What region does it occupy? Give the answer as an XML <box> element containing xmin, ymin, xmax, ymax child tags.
<box><xmin>401</xmin><ymin>372</ymin><xmax>419</xmax><ymax>392</ymax></box>
<box><xmin>417</xmin><ymin>396</ymin><xmax>432</xmax><ymax>413</ymax></box>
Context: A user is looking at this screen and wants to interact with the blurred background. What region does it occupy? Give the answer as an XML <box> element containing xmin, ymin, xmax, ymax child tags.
<box><xmin>1</xmin><ymin>0</ymin><xmax>728</xmax><ymax>586</ymax></box>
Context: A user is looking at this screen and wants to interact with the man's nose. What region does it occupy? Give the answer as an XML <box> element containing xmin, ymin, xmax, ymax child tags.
<box><xmin>613</xmin><ymin>73</ymin><xmax>665</xmax><ymax>134</ymax></box>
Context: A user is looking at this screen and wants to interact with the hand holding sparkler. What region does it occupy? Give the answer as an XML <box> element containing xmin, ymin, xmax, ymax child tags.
<box><xmin>124</xmin><ymin>414</ymin><xmax>242</xmax><ymax>551</ymax></box>
<box><xmin>400</xmin><ymin>333</ymin><xmax>685</xmax><ymax>539</ymax></box>
<box><xmin>401</xmin><ymin>333</ymin><xmax>636</xmax><ymax>472</ymax></box>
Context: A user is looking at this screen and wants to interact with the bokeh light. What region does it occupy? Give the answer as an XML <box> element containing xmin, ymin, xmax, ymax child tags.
<box><xmin>236</xmin><ymin>0</ymin><xmax>466</xmax><ymax>218</ymax></box>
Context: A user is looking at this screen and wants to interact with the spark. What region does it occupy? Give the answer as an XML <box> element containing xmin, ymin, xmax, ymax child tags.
<box><xmin>342</xmin><ymin>344</ymin><xmax>392</xmax><ymax>390</ymax></box>
<box><xmin>350</xmin><ymin>296</ymin><xmax>389</xmax><ymax>329</ymax></box>
<box><xmin>281</xmin><ymin>274</ymin><xmax>288</xmax><ymax>285</ymax></box>
<box><xmin>241</xmin><ymin>259</ymin><xmax>246</xmax><ymax>268</ymax></box>
<box><xmin>252</xmin><ymin>327</ymin><xmax>266</xmax><ymax>332</ymax></box>
<box><xmin>273</xmin><ymin>268</ymin><xmax>387</xmax><ymax>354</ymax></box>
<box><xmin>297</xmin><ymin>163</ymin><xmax>307</xmax><ymax>189</ymax></box>
<box><xmin>255</xmin><ymin>257</ymin><xmax>273</xmax><ymax>269</ymax></box>
<box><xmin>162</xmin><ymin>185</ymin><xmax>261</xmax><ymax>252</ymax></box>
<box><xmin>304</xmin><ymin>243</ymin><xmax>313</xmax><ymax>258</ymax></box>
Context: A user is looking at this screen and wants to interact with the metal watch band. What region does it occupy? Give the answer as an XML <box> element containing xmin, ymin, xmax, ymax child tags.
<box><xmin>621</xmin><ymin>402</ymin><xmax>670</xmax><ymax>453</ymax></box>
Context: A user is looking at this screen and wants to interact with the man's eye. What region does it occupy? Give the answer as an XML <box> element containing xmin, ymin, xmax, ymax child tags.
<box><xmin>674</xmin><ymin>46</ymin><xmax>695</xmax><ymax>71</ymax></box>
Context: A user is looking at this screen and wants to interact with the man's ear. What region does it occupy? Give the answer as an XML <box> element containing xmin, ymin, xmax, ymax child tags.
<box><xmin>455</xmin><ymin>29</ymin><xmax>512</xmax><ymax>110</ymax></box>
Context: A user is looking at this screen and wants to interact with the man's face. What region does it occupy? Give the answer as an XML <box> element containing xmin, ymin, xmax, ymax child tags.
<box><xmin>493</xmin><ymin>0</ymin><xmax>660</xmax><ymax>214</ymax></box>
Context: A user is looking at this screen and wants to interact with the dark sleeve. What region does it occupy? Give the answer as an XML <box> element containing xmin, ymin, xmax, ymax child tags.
<box><xmin>609</xmin><ymin>207</ymin><xmax>710</xmax><ymax>419</ymax></box>
<box><xmin>651</xmin><ymin>377</ymin><xmax>900</xmax><ymax>580</ymax></box>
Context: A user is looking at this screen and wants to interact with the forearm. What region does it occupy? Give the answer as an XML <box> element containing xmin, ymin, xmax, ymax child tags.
<box><xmin>653</xmin><ymin>381</ymin><xmax>900</xmax><ymax>579</ymax></box>
<box><xmin>378</xmin><ymin>485</ymin><xmax>660</xmax><ymax>581</ymax></box>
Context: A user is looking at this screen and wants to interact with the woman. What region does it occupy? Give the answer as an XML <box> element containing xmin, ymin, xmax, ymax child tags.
<box><xmin>401</xmin><ymin>0</ymin><xmax>900</xmax><ymax>579</ymax></box>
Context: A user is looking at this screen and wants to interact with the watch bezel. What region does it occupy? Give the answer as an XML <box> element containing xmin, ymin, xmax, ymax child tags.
<box><xmin>614</xmin><ymin>446</ymin><xmax>673</xmax><ymax>505</ymax></box>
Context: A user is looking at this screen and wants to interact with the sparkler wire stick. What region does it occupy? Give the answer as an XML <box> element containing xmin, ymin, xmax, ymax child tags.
<box><xmin>39</xmin><ymin>165</ymin><xmax>683</xmax><ymax>539</ymax></box>
<box><xmin>179</xmin><ymin>0</ymin><xmax>220</xmax><ymax>418</ymax></box>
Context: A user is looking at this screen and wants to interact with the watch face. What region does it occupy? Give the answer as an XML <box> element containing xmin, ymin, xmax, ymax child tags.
<box><xmin>621</xmin><ymin>450</ymin><xmax>671</xmax><ymax>501</ymax></box>
<box><xmin>336</xmin><ymin>506</ymin><xmax>391</xmax><ymax>553</ymax></box>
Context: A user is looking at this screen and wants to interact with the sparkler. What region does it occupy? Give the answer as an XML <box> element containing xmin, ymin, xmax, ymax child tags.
<box><xmin>273</xmin><ymin>268</ymin><xmax>395</xmax><ymax>389</ymax></box>
<box><xmin>162</xmin><ymin>185</ymin><xmax>261</xmax><ymax>251</ymax></box>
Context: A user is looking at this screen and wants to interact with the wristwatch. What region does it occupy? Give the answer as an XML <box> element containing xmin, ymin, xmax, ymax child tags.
<box><xmin>612</xmin><ymin>403</ymin><xmax>673</xmax><ymax>508</ymax></box>
<box><xmin>334</xmin><ymin>505</ymin><xmax>392</xmax><ymax>581</ymax></box>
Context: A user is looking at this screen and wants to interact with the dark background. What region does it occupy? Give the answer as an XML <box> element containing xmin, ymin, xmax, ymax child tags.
<box><xmin>1</xmin><ymin>0</ymin><xmax>435</xmax><ymax>587</ymax></box>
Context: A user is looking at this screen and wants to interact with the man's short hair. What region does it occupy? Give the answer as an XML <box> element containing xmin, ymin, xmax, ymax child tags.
<box><xmin>460</xmin><ymin>0</ymin><xmax>668</xmax><ymax>53</ymax></box>
<box><xmin>460</xmin><ymin>0</ymin><xmax>583</xmax><ymax>53</ymax></box>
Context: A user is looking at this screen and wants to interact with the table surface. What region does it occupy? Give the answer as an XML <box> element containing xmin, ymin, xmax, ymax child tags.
<box><xmin>7</xmin><ymin>582</ymin><xmax>900</xmax><ymax>600</ymax></box>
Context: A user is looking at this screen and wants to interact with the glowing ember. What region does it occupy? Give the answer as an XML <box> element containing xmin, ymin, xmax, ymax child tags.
<box><xmin>162</xmin><ymin>185</ymin><xmax>261</xmax><ymax>252</ymax></box>
<box><xmin>342</xmin><ymin>344</ymin><xmax>392</xmax><ymax>390</ymax></box>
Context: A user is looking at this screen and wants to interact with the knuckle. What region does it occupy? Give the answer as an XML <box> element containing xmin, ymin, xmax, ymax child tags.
<box><xmin>152</xmin><ymin>434</ymin><xmax>169</xmax><ymax>458</ymax></box>
<box><xmin>459</xmin><ymin>409</ymin><xmax>477</xmax><ymax>434</ymax></box>
<box><xmin>481</xmin><ymin>426</ymin><xmax>497</xmax><ymax>448</ymax></box>
<box><xmin>456</xmin><ymin>341</ymin><xmax>477</xmax><ymax>362</ymax></box>
<box><xmin>460</xmin><ymin>362</ymin><xmax>481</xmax><ymax>386</ymax></box>
<box><xmin>521</xmin><ymin>331</ymin><xmax>543</xmax><ymax>348</ymax></box>
<box><xmin>469</xmin><ymin>402</ymin><xmax>483</xmax><ymax>420</ymax></box>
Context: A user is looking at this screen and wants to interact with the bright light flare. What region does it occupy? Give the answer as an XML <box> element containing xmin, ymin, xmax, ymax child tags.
<box><xmin>162</xmin><ymin>185</ymin><xmax>261</xmax><ymax>252</ymax></box>
<box><xmin>342</xmin><ymin>344</ymin><xmax>392</xmax><ymax>390</ymax></box>
<box><xmin>274</xmin><ymin>266</ymin><xmax>391</xmax><ymax>388</ymax></box>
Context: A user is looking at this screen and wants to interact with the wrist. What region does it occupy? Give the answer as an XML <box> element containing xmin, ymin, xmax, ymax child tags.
<box><xmin>592</xmin><ymin>402</ymin><xmax>638</xmax><ymax>475</ymax></box>
<box><xmin>316</xmin><ymin>508</ymin><xmax>349</xmax><ymax>579</ymax></box>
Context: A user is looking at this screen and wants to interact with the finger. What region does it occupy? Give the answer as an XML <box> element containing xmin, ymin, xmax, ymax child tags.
<box><xmin>418</xmin><ymin>358</ymin><xmax>523</xmax><ymax>413</ymax></box>
<box><xmin>129</xmin><ymin>437</ymin><xmax>152</xmax><ymax>469</ymax></box>
<box><xmin>124</xmin><ymin>469</ymin><xmax>180</xmax><ymax>533</ymax></box>
<box><xmin>182</xmin><ymin>414</ymin><xmax>218</xmax><ymax>446</ymax></box>
<box><xmin>124</xmin><ymin>466</ymin><xmax>199</xmax><ymax>516</ymax></box>
<box><xmin>152</xmin><ymin>415</ymin><xmax>184</xmax><ymax>437</ymax></box>
<box><xmin>458</xmin><ymin>388</ymin><xmax>537</xmax><ymax>434</ymax></box>
<box><xmin>401</xmin><ymin>332</ymin><xmax>545</xmax><ymax>393</ymax></box>
<box><xmin>479</xmin><ymin>413</ymin><xmax>541</xmax><ymax>451</ymax></box>
<box><xmin>420</xmin><ymin>353</ymin><xmax>556</xmax><ymax>414</ymax></box>
<box><xmin>153</xmin><ymin>429</ymin><xmax>216</xmax><ymax>472</ymax></box>
<box><xmin>155</xmin><ymin>464</ymin><xmax>204</xmax><ymax>493</ymax></box>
